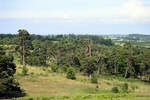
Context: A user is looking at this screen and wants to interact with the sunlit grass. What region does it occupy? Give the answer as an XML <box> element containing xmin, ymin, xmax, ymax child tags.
<box><xmin>13</xmin><ymin>65</ymin><xmax>150</xmax><ymax>100</ymax></box>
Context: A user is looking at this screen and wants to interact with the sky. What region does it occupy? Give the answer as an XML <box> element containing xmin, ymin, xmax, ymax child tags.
<box><xmin>0</xmin><ymin>0</ymin><xmax>150</xmax><ymax>35</ymax></box>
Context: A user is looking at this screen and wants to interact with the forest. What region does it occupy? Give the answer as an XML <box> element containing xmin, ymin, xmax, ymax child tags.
<box><xmin>0</xmin><ymin>29</ymin><xmax>150</xmax><ymax>100</ymax></box>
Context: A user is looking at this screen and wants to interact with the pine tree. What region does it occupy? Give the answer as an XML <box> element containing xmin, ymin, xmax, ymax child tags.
<box><xmin>0</xmin><ymin>47</ymin><xmax>25</xmax><ymax>98</ymax></box>
<box><xmin>18</xmin><ymin>29</ymin><xmax>30</xmax><ymax>66</ymax></box>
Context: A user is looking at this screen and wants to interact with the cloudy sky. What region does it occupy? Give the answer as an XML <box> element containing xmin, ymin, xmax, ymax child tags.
<box><xmin>0</xmin><ymin>0</ymin><xmax>150</xmax><ymax>35</ymax></box>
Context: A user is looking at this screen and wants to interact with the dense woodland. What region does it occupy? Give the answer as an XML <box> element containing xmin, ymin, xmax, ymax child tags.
<box><xmin>0</xmin><ymin>29</ymin><xmax>150</xmax><ymax>98</ymax></box>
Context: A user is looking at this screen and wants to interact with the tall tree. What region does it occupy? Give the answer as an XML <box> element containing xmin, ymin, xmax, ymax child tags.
<box><xmin>123</xmin><ymin>42</ymin><xmax>135</xmax><ymax>78</ymax></box>
<box><xmin>18</xmin><ymin>29</ymin><xmax>30</xmax><ymax>66</ymax></box>
<box><xmin>0</xmin><ymin>47</ymin><xmax>25</xmax><ymax>98</ymax></box>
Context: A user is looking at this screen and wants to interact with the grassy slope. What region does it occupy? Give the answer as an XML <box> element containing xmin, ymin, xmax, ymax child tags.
<box><xmin>12</xmin><ymin>65</ymin><xmax>150</xmax><ymax>100</ymax></box>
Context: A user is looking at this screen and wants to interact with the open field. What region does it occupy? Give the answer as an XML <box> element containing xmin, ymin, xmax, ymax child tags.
<box><xmin>11</xmin><ymin>65</ymin><xmax>150</xmax><ymax>100</ymax></box>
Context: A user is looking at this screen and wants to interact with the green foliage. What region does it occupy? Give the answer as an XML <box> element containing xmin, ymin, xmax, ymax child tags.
<box><xmin>0</xmin><ymin>56</ymin><xmax>16</xmax><ymax>78</ymax></box>
<box><xmin>51</xmin><ymin>64</ymin><xmax>58</xmax><ymax>72</ymax></box>
<box><xmin>22</xmin><ymin>66</ymin><xmax>28</xmax><ymax>76</ymax></box>
<box><xmin>0</xmin><ymin>50</ymin><xmax>25</xmax><ymax>98</ymax></box>
<box><xmin>11</xmin><ymin>93</ymin><xmax>133</xmax><ymax>100</ymax></box>
<box><xmin>122</xmin><ymin>83</ymin><xmax>128</xmax><ymax>93</ymax></box>
<box><xmin>112</xmin><ymin>87</ymin><xmax>119</xmax><ymax>93</ymax></box>
<box><xmin>66</xmin><ymin>67</ymin><xmax>76</xmax><ymax>80</ymax></box>
<box><xmin>17</xmin><ymin>29</ymin><xmax>30</xmax><ymax>66</ymax></box>
<box><xmin>0</xmin><ymin>46</ymin><xmax>5</xmax><ymax>55</ymax></box>
<box><xmin>86</xmin><ymin>57</ymin><xmax>98</xmax><ymax>76</ymax></box>
<box><xmin>131</xmin><ymin>85</ymin><xmax>138</xmax><ymax>91</ymax></box>
<box><xmin>30</xmin><ymin>72</ymin><xmax>34</xmax><ymax>75</ymax></box>
<box><xmin>91</xmin><ymin>72</ymin><xmax>98</xmax><ymax>84</ymax></box>
<box><xmin>84</xmin><ymin>87</ymin><xmax>100</xmax><ymax>94</ymax></box>
<box><xmin>42</xmin><ymin>67</ymin><xmax>47</xmax><ymax>71</ymax></box>
<box><xmin>1</xmin><ymin>33</ymin><xmax>150</xmax><ymax>82</ymax></box>
<box><xmin>26</xmin><ymin>56</ymin><xmax>46</xmax><ymax>66</ymax></box>
<box><xmin>58</xmin><ymin>65</ymin><xmax>68</xmax><ymax>73</ymax></box>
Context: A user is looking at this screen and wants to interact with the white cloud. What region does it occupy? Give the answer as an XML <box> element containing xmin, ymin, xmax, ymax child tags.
<box><xmin>123</xmin><ymin>0</ymin><xmax>150</xmax><ymax>19</ymax></box>
<box><xmin>0</xmin><ymin>0</ymin><xmax>150</xmax><ymax>24</ymax></box>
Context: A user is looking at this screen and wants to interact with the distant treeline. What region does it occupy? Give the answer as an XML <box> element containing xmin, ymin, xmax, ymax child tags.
<box><xmin>0</xmin><ymin>34</ymin><xmax>113</xmax><ymax>46</ymax></box>
<box><xmin>125</xmin><ymin>34</ymin><xmax>150</xmax><ymax>42</ymax></box>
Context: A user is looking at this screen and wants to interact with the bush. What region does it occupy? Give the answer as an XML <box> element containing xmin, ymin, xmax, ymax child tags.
<box><xmin>131</xmin><ymin>85</ymin><xmax>138</xmax><ymax>91</ymax></box>
<box><xmin>22</xmin><ymin>66</ymin><xmax>28</xmax><ymax>76</ymax></box>
<box><xmin>66</xmin><ymin>67</ymin><xmax>76</xmax><ymax>80</ymax></box>
<box><xmin>122</xmin><ymin>83</ymin><xmax>128</xmax><ymax>93</ymax></box>
<box><xmin>60</xmin><ymin>65</ymin><xmax>68</xmax><ymax>73</ymax></box>
<box><xmin>42</xmin><ymin>67</ymin><xmax>47</xmax><ymax>71</ymax></box>
<box><xmin>112</xmin><ymin>87</ymin><xmax>119</xmax><ymax>93</ymax></box>
<box><xmin>30</xmin><ymin>72</ymin><xmax>34</xmax><ymax>75</ymax></box>
<box><xmin>51</xmin><ymin>64</ymin><xmax>58</xmax><ymax>72</ymax></box>
<box><xmin>56</xmin><ymin>65</ymin><xmax>67</xmax><ymax>73</ymax></box>
<box><xmin>91</xmin><ymin>72</ymin><xmax>98</xmax><ymax>84</ymax></box>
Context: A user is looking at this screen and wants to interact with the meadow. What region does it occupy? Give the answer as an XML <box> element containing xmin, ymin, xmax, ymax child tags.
<box><xmin>11</xmin><ymin>65</ymin><xmax>150</xmax><ymax>100</ymax></box>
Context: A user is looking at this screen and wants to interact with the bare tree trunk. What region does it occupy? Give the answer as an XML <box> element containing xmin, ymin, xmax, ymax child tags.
<box><xmin>147</xmin><ymin>75</ymin><xmax>150</xmax><ymax>82</ymax></box>
<box><xmin>124</xmin><ymin>57</ymin><xmax>132</xmax><ymax>78</ymax></box>
<box><xmin>97</xmin><ymin>65</ymin><xmax>100</xmax><ymax>75</ymax></box>
<box><xmin>97</xmin><ymin>56</ymin><xmax>102</xmax><ymax>75</ymax></box>
<box><xmin>88</xmin><ymin>40</ymin><xmax>92</xmax><ymax>57</ymax></box>
<box><xmin>124</xmin><ymin>60</ymin><xmax>131</xmax><ymax>78</ymax></box>
<box><xmin>57</xmin><ymin>47</ymin><xmax>62</xmax><ymax>65</ymax></box>
<box><xmin>22</xmin><ymin>45</ymin><xmax>25</xmax><ymax>66</ymax></box>
<box><xmin>85</xmin><ymin>40</ymin><xmax>92</xmax><ymax>57</ymax></box>
<box><xmin>82</xmin><ymin>40</ymin><xmax>92</xmax><ymax>73</ymax></box>
<box><xmin>124</xmin><ymin>67</ymin><xmax>129</xmax><ymax>78</ymax></box>
<box><xmin>115</xmin><ymin>64</ymin><xmax>117</xmax><ymax>74</ymax></box>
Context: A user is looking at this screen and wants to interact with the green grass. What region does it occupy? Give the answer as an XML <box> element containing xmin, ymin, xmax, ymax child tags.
<box><xmin>12</xmin><ymin>65</ymin><xmax>150</xmax><ymax>100</ymax></box>
<box><xmin>11</xmin><ymin>93</ymin><xmax>135</xmax><ymax>100</ymax></box>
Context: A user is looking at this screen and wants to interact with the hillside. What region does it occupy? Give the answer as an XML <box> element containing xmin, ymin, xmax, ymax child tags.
<box><xmin>11</xmin><ymin>65</ymin><xmax>150</xmax><ymax>100</ymax></box>
<box><xmin>1</xmin><ymin>0</ymin><xmax>150</xmax><ymax>99</ymax></box>
<box><xmin>109</xmin><ymin>34</ymin><xmax>150</xmax><ymax>47</ymax></box>
<box><xmin>1</xmin><ymin>32</ymin><xmax>150</xmax><ymax>100</ymax></box>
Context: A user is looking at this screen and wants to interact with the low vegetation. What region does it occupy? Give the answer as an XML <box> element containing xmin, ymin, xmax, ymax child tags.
<box><xmin>91</xmin><ymin>72</ymin><xmax>98</xmax><ymax>84</ymax></box>
<box><xmin>0</xmin><ymin>30</ymin><xmax>150</xmax><ymax>99</ymax></box>
<box><xmin>9</xmin><ymin>65</ymin><xmax>150</xmax><ymax>100</ymax></box>
<box><xmin>66</xmin><ymin>67</ymin><xmax>76</xmax><ymax>80</ymax></box>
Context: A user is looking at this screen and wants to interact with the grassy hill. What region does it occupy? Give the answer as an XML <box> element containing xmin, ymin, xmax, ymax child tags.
<box><xmin>1</xmin><ymin>33</ymin><xmax>150</xmax><ymax>100</ymax></box>
<box><xmin>11</xmin><ymin>65</ymin><xmax>150</xmax><ymax>100</ymax></box>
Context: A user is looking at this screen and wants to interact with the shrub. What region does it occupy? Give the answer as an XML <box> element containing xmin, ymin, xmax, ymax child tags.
<box><xmin>28</xmin><ymin>98</ymin><xmax>34</xmax><ymax>100</ymax></box>
<box><xmin>56</xmin><ymin>65</ymin><xmax>69</xmax><ymax>73</ymax></box>
<box><xmin>91</xmin><ymin>72</ymin><xmax>98</xmax><ymax>84</ymax></box>
<box><xmin>22</xmin><ymin>66</ymin><xmax>28</xmax><ymax>76</ymax></box>
<box><xmin>122</xmin><ymin>83</ymin><xmax>128</xmax><ymax>93</ymax></box>
<box><xmin>112</xmin><ymin>87</ymin><xmax>119</xmax><ymax>93</ymax></box>
<box><xmin>30</xmin><ymin>72</ymin><xmax>34</xmax><ymax>75</ymax></box>
<box><xmin>131</xmin><ymin>85</ymin><xmax>138</xmax><ymax>91</ymax></box>
<box><xmin>51</xmin><ymin>64</ymin><xmax>58</xmax><ymax>72</ymax></box>
<box><xmin>66</xmin><ymin>67</ymin><xmax>76</xmax><ymax>80</ymax></box>
<box><xmin>60</xmin><ymin>65</ymin><xmax>68</xmax><ymax>73</ymax></box>
<box><xmin>42</xmin><ymin>67</ymin><xmax>47</xmax><ymax>71</ymax></box>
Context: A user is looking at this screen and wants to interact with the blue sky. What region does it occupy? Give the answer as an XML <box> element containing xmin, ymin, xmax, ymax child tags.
<box><xmin>0</xmin><ymin>0</ymin><xmax>150</xmax><ymax>35</ymax></box>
